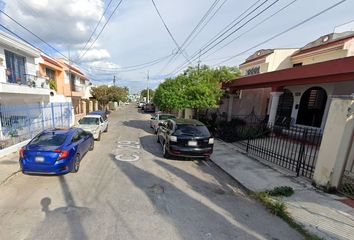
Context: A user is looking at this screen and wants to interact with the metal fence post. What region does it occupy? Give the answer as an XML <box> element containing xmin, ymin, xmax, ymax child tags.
<box><xmin>26</xmin><ymin>106</ymin><xmax>32</xmax><ymax>139</ymax></box>
<box><xmin>51</xmin><ymin>103</ymin><xmax>55</xmax><ymax>128</ymax></box>
<box><xmin>296</xmin><ymin>128</ymin><xmax>308</xmax><ymax>176</ymax></box>
<box><xmin>68</xmin><ymin>102</ymin><xmax>71</xmax><ymax>127</ymax></box>
<box><xmin>40</xmin><ymin>102</ymin><xmax>45</xmax><ymax>130</ymax></box>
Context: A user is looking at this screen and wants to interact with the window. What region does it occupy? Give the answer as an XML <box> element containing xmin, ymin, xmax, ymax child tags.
<box><xmin>167</xmin><ymin>121</ymin><xmax>174</xmax><ymax>130</ymax></box>
<box><xmin>29</xmin><ymin>132</ymin><xmax>67</xmax><ymax>147</ymax></box>
<box><xmin>100</xmin><ymin>118</ymin><xmax>104</xmax><ymax>124</ymax></box>
<box><xmin>70</xmin><ymin>73</ymin><xmax>76</xmax><ymax>91</ymax></box>
<box><xmin>71</xmin><ymin>132</ymin><xmax>81</xmax><ymax>143</ymax></box>
<box><xmin>293</xmin><ymin>63</ymin><xmax>303</xmax><ymax>67</ymax></box>
<box><xmin>45</xmin><ymin>67</ymin><xmax>56</xmax><ymax>80</ymax></box>
<box><xmin>174</xmin><ymin>124</ymin><xmax>210</xmax><ymax>137</ymax></box>
<box><xmin>5</xmin><ymin>50</ymin><xmax>26</xmax><ymax>84</ymax></box>
<box><xmin>245</xmin><ymin>66</ymin><xmax>260</xmax><ymax>76</ymax></box>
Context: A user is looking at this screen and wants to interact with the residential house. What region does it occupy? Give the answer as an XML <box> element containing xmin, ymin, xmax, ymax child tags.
<box><xmin>219</xmin><ymin>48</ymin><xmax>298</xmax><ymax>121</ymax></box>
<box><xmin>223</xmin><ymin>31</ymin><xmax>354</xmax><ymax>129</ymax></box>
<box><xmin>0</xmin><ymin>32</ymin><xmax>53</xmax><ymax>150</ymax></box>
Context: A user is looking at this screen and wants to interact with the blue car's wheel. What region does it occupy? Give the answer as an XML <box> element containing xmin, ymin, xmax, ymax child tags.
<box><xmin>89</xmin><ymin>140</ymin><xmax>94</xmax><ymax>151</ymax></box>
<box><xmin>72</xmin><ymin>155</ymin><xmax>80</xmax><ymax>173</ymax></box>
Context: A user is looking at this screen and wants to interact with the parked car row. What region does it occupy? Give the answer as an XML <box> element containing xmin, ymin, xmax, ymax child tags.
<box><xmin>150</xmin><ymin>113</ymin><xmax>214</xmax><ymax>161</ymax></box>
<box><xmin>19</xmin><ymin>110</ymin><xmax>109</xmax><ymax>175</ymax></box>
<box><xmin>137</xmin><ymin>101</ymin><xmax>156</xmax><ymax>113</ymax></box>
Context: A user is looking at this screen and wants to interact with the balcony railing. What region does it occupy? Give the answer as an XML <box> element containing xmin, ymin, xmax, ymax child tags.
<box><xmin>24</xmin><ymin>74</ymin><xmax>50</xmax><ymax>89</ymax></box>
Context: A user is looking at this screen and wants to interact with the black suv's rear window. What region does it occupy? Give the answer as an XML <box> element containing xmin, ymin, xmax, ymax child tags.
<box><xmin>174</xmin><ymin>124</ymin><xmax>210</xmax><ymax>137</ymax></box>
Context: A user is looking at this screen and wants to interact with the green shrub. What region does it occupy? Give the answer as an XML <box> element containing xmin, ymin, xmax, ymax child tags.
<box><xmin>267</xmin><ymin>186</ymin><xmax>294</xmax><ymax>197</ymax></box>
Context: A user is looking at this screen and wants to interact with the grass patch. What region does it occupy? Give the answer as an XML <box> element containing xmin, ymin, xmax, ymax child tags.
<box><xmin>253</xmin><ymin>191</ymin><xmax>322</xmax><ymax>240</ymax></box>
<box><xmin>266</xmin><ymin>186</ymin><xmax>294</xmax><ymax>197</ymax></box>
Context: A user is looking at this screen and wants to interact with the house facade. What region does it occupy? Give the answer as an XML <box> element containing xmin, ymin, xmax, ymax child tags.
<box><xmin>223</xmin><ymin>31</ymin><xmax>354</xmax><ymax>129</ymax></box>
<box><xmin>220</xmin><ymin>48</ymin><xmax>298</xmax><ymax>121</ymax></box>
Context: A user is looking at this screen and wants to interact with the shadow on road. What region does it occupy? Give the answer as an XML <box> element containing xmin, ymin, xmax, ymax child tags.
<box><xmin>122</xmin><ymin>120</ymin><xmax>154</xmax><ymax>134</ymax></box>
<box><xmin>109</xmin><ymin>154</ymin><xmax>272</xmax><ymax>240</ymax></box>
<box><xmin>27</xmin><ymin>176</ymin><xmax>90</xmax><ymax>239</ymax></box>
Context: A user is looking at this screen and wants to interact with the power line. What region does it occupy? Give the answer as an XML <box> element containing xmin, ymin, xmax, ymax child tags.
<box><xmin>169</xmin><ymin>0</ymin><xmax>279</xmax><ymax>76</ymax></box>
<box><xmin>79</xmin><ymin>0</ymin><xmax>115</xmax><ymax>58</ymax></box>
<box><xmin>158</xmin><ymin>0</ymin><xmax>223</xmax><ymax>74</ymax></box>
<box><xmin>78</xmin><ymin>0</ymin><xmax>124</xmax><ymax>61</ymax></box>
<box><xmin>166</xmin><ymin>0</ymin><xmax>270</xmax><ymax>76</ymax></box>
<box><xmin>0</xmin><ymin>9</ymin><xmax>68</xmax><ymax>58</ymax></box>
<box><xmin>150</xmin><ymin>0</ymin><xmax>190</xmax><ymax>63</ymax></box>
<box><xmin>205</xmin><ymin>0</ymin><xmax>298</xmax><ymax>59</ymax></box>
<box><xmin>215</xmin><ymin>0</ymin><xmax>347</xmax><ymax>65</ymax></box>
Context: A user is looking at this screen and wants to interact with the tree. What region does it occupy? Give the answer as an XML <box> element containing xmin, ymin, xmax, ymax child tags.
<box><xmin>91</xmin><ymin>85</ymin><xmax>129</xmax><ymax>109</ymax></box>
<box><xmin>140</xmin><ymin>88</ymin><xmax>155</xmax><ymax>101</ymax></box>
<box><xmin>153</xmin><ymin>65</ymin><xmax>240</xmax><ymax>114</ymax></box>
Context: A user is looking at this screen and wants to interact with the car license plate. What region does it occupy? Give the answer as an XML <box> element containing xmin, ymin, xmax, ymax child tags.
<box><xmin>35</xmin><ymin>156</ymin><xmax>44</xmax><ymax>162</ymax></box>
<box><xmin>188</xmin><ymin>141</ymin><xmax>198</xmax><ymax>146</ymax></box>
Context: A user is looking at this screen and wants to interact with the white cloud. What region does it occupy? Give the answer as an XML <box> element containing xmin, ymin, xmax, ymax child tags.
<box><xmin>3</xmin><ymin>0</ymin><xmax>104</xmax><ymax>44</ymax></box>
<box><xmin>79</xmin><ymin>49</ymin><xmax>111</xmax><ymax>62</ymax></box>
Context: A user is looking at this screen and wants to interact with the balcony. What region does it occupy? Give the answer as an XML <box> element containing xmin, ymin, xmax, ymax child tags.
<box><xmin>0</xmin><ymin>74</ymin><xmax>51</xmax><ymax>95</ymax></box>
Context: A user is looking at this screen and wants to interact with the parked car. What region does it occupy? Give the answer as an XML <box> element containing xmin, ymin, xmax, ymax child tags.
<box><xmin>150</xmin><ymin>113</ymin><xmax>176</xmax><ymax>133</ymax></box>
<box><xmin>19</xmin><ymin>128</ymin><xmax>94</xmax><ymax>175</ymax></box>
<box><xmin>137</xmin><ymin>101</ymin><xmax>145</xmax><ymax>108</ymax></box>
<box><xmin>77</xmin><ymin>115</ymin><xmax>108</xmax><ymax>140</ymax></box>
<box><xmin>157</xmin><ymin>119</ymin><xmax>214</xmax><ymax>160</ymax></box>
<box><xmin>88</xmin><ymin>110</ymin><xmax>108</xmax><ymax>121</ymax></box>
<box><xmin>144</xmin><ymin>103</ymin><xmax>155</xmax><ymax>113</ymax></box>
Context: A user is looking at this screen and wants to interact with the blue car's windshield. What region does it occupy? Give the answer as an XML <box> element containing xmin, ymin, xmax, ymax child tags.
<box><xmin>29</xmin><ymin>132</ymin><xmax>67</xmax><ymax>146</ymax></box>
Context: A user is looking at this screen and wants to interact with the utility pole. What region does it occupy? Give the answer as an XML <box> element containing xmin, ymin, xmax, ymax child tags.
<box><xmin>147</xmin><ymin>70</ymin><xmax>149</xmax><ymax>103</ymax></box>
<box><xmin>113</xmin><ymin>75</ymin><xmax>116</xmax><ymax>86</ymax></box>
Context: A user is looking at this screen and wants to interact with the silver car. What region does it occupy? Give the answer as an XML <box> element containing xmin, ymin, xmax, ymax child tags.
<box><xmin>77</xmin><ymin>115</ymin><xmax>108</xmax><ymax>141</ymax></box>
<box><xmin>150</xmin><ymin>113</ymin><xmax>176</xmax><ymax>133</ymax></box>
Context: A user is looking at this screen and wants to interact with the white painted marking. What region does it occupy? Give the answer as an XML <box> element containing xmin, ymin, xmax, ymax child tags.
<box><xmin>117</xmin><ymin>141</ymin><xmax>139</xmax><ymax>145</ymax></box>
<box><xmin>117</xmin><ymin>144</ymin><xmax>140</xmax><ymax>149</ymax></box>
<box><xmin>115</xmin><ymin>154</ymin><xmax>140</xmax><ymax>162</ymax></box>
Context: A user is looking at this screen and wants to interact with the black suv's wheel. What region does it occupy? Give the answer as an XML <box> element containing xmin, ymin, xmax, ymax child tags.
<box><xmin>162</xmin><ymin>142</ymin><xmax>170</xmax><ymax>159</ymax></box>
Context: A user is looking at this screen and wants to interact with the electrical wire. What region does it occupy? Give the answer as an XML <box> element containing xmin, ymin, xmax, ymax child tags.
<box><xmin>150</xmin><ymin>0</ymin><xmax>190</xmax><ymax>63</ymax></box>
<box><xmin>168</xmin><ymin>0</ymin><xmax>279</xmax><ymax>76</ymax></box>
<box><xmin>158</xmin><ymin>0</ymin><xmax>224</xmax><ymax>74</ymax></box>
<box><xmin>78</xmin><ymin>0</ymin><xmax>124</xmax><ymax>61</ymax></box>
<box><xmin>0</xmin><ymin>9</ymin><xmax>68</xmax><ymax>59</ymax></box>
<box><xmin>79</xmin><ymin>0</ymin><xmax>115</xmax><ymax>59</ymax></box>
<box><xmin>166</xmin><ymin>0</ymin><xmax>271</xmax><ymax>76</ymax></box>
<box><xmin>215</xmin><ymin>0</ymin><xmax>347</xmax><ymax>65</ymax></box>
<box><xmin>204</xmin><ymin>0</ymin><xmax>299</xmax><ymax>59</ymax></box>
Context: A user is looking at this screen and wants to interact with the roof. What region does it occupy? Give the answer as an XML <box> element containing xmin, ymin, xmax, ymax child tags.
<box><xmin>41</xmin><ymin>54</ymin><xmax>63</xmax><ymax>69</ymax></box>
<box><xmin>292</xmin><ymin>31</ymin><xmax>354</xmax><ymax>57</ymax></box>
<box><xmin>225</xmin><ymin>56</ymin><xmax>354</xmax><ymax>90</ymax></box>
<box><xmin>173</xmin><ymin>119</ymin><xmax>205</xmax><ymax>125</ymax></box>
<box><xmin>240</xmin><ymin>49</ymin><xmax>274</xmax><ymax>65</ymax></box>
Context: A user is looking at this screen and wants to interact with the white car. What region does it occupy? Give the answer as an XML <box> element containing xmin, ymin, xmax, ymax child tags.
<box><xmin>150</xmin><ymin>113</ymin><xmax>176</xmax><ymax>133</ymax></box>
<box><xmin>77</xmin><ymin>115</ymin><xmax>108</xmax><ymax>141</ymax></box>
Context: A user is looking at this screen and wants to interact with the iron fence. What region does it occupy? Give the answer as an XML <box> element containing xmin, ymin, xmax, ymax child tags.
<box><xmin>234</xmin><ymin>123</ymin><xmax>323</xmax><ymax>178</ymax></box>
<box><xmin>0</xmin><ymin>102</ymin><xmax>72</xmax><ymax>149</ymax></box>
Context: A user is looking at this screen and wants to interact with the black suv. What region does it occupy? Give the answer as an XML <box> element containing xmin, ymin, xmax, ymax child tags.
<box><xmin>157</xmin><ymin>119</ymin><xmax>214</xmax><ymax>160</ymax></box>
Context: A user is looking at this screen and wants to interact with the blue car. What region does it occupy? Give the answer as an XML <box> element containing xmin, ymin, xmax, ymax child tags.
<box><xmin>19</xmin><ymin>128</ymin><xmax>94</xmax><ymax>175</ymax></box>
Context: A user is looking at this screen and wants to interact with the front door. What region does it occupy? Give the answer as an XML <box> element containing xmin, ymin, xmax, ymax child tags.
<box><xmin>296</xmin><ymin>87</ymin><xmax>327</xmax><ymax>128</ymax></box>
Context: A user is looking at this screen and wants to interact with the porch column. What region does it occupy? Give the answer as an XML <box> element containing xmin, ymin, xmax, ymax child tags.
<box><xmin>268</xmin><ymin>92</ymin><xmax>282</xmax><ymax>125</ymax></box>
<box><xmin>227</xmin><ymin>94</ymin><xmax>235</xmax><ymax>122</ymax></box>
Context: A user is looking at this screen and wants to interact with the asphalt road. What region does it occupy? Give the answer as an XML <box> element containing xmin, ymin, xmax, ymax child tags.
<box><xmin>0</xmin><ymin>104</ymin><xmax>302</xmax><ymax>240</ymax></box>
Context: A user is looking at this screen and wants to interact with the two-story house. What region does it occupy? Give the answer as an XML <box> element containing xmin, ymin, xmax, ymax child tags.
<box><xmin>220</xmin><ymin>48</ymin><xmax>298</xmax><ymax>121</ymax></box>
<box><xmin>0</xmin><ymin>32</ymin><xmax>52</xmax><ymax>149</ymax></box>
<box><xmin>224</xmin><ymin>31</ymin><xmax>354</xmax><ymax>130</ymax></box>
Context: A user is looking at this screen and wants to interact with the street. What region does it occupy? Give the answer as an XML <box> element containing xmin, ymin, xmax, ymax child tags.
<box><xmin>0</xmin><ymin>105</ymin><xmax>302</xmax><ymax>240</ymax></box>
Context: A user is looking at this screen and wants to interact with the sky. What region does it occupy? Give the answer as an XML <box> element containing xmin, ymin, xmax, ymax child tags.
<box><xmin>0</xmin><ymin>0</ymin><xmax>354</xmax><ymax>94</ymax></box>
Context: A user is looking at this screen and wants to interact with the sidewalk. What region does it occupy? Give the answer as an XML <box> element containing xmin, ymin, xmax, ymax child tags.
<box><xmin>211</xmin><ymin>140</ymin><xmax>354</xmax><ymax>240</ymax></box>
<box><xmin>0</xmin><ymin>151</ymin><xmax>20</xmax><ymax>185</ymax></box>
